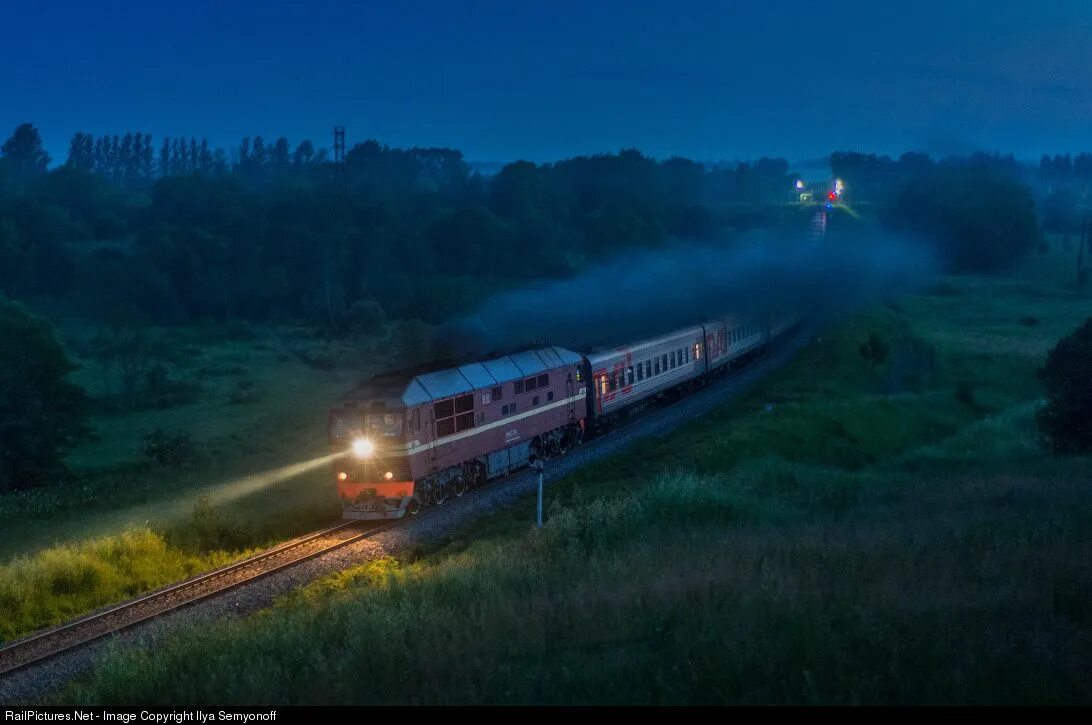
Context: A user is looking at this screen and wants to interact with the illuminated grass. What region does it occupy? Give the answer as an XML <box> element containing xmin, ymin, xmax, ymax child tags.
<box><xmin>0</xmin><ymin>529</ymin><xmax>241</xmax><ymax>642</ymax></box>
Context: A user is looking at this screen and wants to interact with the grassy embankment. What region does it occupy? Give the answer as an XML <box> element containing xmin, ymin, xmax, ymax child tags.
<box><xmin>57</xmin><ymin>257</ymin><xmax>1092</xmax><ymax>704</ymax></box>
<box><xmin>0</xmin><ymin>325</ymin><xmax>370</xmax><ymax>642</ymax></box>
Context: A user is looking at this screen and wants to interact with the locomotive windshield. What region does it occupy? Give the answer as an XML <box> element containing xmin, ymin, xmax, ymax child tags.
<box><xmin>365</xmin><ymin>412</ymin><xmax>403</xmax><ymax>437</ymax></box>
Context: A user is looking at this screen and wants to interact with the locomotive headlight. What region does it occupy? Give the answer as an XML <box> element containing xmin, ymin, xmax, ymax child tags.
<box><xmin>351</xmin><ymin>438</ymin><xmax>375</xmax><ymax>459</ymax></box>
<box><xmin>384</xmin><ymin>471</ymin><xmax>394</xmax><ymax>480</ymax></box>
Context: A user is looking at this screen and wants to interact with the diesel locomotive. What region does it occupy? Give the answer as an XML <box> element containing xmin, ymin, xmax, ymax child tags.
<box><xmin>328</xmin><ymin>310</ymin><xmax>799</xmax><ymax>519</ymax></box>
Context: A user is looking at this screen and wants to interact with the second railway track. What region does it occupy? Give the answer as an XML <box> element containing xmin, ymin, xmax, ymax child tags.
<box><xmin>0</xmin><ymin>519</ymin><xmax>395</xmax><ymax>677</ymax></box>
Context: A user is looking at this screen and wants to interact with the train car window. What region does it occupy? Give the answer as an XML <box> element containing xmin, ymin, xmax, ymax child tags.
<box><xmin>609</xmin><ymin>374</ymin><xmax>617</xmax><ymax>392</ymax></box>
<box><xmin>514</xmin><ymin>380</ymin><xmax>524</xmax><ymax>395</ymax></box>
<box><xmin>532</xmin><ymin>395</ymin><xmax>540</xmax><ymax>406</ymax></box>
<box><xmin>646</xmin><ymin>361</ymin><xmax>652</xmax><ymax>378</ymax></box>
<box><xmin>434</xmin><ymin>399</ymin><xmax>454</xmax><ymax>420</ymax></box>
<box><xmin>537</xmin><ymin>374</ymin><xmax>549</xmax><ymax>388</ymax></box>
<box><xmin>661</xmin><ymin>353</ymin><xmax>668</xmax><ymax>371</ymax></box>
<box><xmin>670</xmin><ymin>352</ymin><xmax>676</xmax><ymax>370</ymax></box>
<box><xmin>547</xmin><ymin>391</ymin><xmax>554</xmax><ymax>402</ymax></box>
<box><xmin>636</xmin><ymin>364</ymin><xmax>643</xmax><ymax>382</ymax></box>
<box><xmin>436</xmin><ymin>418</ymin><xmax>456</xmax><ymax>437</ymax></box>
<box><xmin>625</xmin><ymin>366</ymin><xmax>632</xmax><ymax>385</ymax></box>
<box><xmin>455</xmin><ymin>411</ymin><xmax>474</xmax><ymax>432</ymax></box>
<box><xmin>492</xmin><ymin>386</ymin><xmax>503</xmax><ymax>401</ymax></box>
<box><xmin>693</xmin><ymin>343</ymin><xmax>701</xmax><ymax>360</ymax></box>
<box><xmin>455</xmin><ymin>394</ymin><xmax>474</xmax><ymax>414</ymax></box>
<box><xmin>526</xmin><ymin>377</ymin><xmax>537</xmax><ymax>392</ymax></box>
<box><xmin>598</xmin><ymin>376</ymin><xmax>608</xmax><ymax>397</ymax></box>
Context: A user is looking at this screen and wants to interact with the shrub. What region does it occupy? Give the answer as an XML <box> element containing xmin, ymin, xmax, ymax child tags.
<box><xmin>141</xmin><ymin>429</ymin><xmax>199</xmax><ymax>468</ymax></box>
<box><xmin>1037</xmin><ymin>317</ymin><xmax>1092</xmax><ymax>454</ymax></box>
<box><xmin>346</xmin><ymin>299</ymin><xmax>387</xmax><ymax>336</ymax></box>
<box><xmin>0</xmin><ymin>302</ymin><xmax>90</xmax><ymax>491</ymax></box>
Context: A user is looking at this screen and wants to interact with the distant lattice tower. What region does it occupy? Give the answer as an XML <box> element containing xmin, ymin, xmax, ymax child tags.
<box><xmin>333</xmin><ymin>126</ymin><xmax>346</xmax><ymax>170</ymax></box>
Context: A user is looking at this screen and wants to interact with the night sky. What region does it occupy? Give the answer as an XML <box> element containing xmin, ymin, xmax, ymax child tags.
<box><xmin>5</xmin><ymin>0</ymin><xmax>1092</xmax><ymax>165</ymax></box>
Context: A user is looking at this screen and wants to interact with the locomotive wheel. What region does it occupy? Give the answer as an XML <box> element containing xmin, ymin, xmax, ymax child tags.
<box><xmin>407</xmin><ymin>497</ymin><xmax>421</xmax><ymax>516</ymax></box>
<box><xmin>433</xmin><ymin>482</ymin><xmax>448</xmax><ymax>505</ymax></box>
<box><xmin>453</xmin><ymin>476</ymin><xmax>467</xmax><ymax>497</ymax></box>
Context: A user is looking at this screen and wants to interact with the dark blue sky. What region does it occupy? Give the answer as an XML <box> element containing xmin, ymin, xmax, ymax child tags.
<box><xmin>5</xmin><ymin>0</ymin><xmax>1092</xmax><ymax>165</ymax></box>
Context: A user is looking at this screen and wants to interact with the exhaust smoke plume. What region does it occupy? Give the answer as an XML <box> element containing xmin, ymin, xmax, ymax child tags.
<box><xmin>440</xmin><ymin>232</ymin><xmax>935</xmax><ymax>357</ymax></box>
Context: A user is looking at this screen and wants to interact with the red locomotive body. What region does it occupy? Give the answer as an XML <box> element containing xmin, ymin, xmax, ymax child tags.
<box><xmin>329</xmin><ymin>347</ymin><xmax>584</xmax><ymax>519</ymax></box>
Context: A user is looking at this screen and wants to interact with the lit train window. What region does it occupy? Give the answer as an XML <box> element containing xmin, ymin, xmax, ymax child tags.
<box><xmin>693</xmin><ymin>342</ymin><xmax>701</xmax><ymax>360</ymax></box>
<box><xmin>599</xmin><ymin>376</ymin><xmax>608</xmax><ymax>396</ymax></box>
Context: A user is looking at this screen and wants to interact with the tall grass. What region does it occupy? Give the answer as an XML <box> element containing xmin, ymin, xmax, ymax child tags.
<box><xmin>0</xmin><ymin>529</ymin><xmax>238</xmax><ymax>642</ymax></box>
<box><xmin>60</xmin><ymin>460</ymin><xmax>1092</xmax><ymax>705</ymax></box>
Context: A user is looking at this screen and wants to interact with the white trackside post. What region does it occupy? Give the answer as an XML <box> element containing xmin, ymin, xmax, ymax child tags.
<box><xmin>534</xmin><ymin>458</ymin><xmax>545</xmax><ymax>528</ymax></box>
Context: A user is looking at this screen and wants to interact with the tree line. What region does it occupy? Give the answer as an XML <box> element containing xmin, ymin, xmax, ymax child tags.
<box><xmin>0</xmin><ymin>123</ymin><xmax>801</xmax><ymax>329</ymax></box>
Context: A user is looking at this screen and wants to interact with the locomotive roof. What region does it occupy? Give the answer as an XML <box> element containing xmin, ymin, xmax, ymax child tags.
<box><xmin>344</xmin><ymin>346</ymin><xmax>581</xmax><ymax>407</ymax></box>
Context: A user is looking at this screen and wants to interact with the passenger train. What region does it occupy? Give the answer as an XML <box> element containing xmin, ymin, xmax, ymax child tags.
<box><xmin>328</xmin><ymin>310</ymin><xmax>800</xmax><ymax>519</ymax></box>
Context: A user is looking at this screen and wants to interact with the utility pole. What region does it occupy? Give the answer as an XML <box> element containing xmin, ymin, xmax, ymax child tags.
<box><xmin>533</xmin><ymin>458</ymin><xmax>545</xmax><ymax>528</ymax></box>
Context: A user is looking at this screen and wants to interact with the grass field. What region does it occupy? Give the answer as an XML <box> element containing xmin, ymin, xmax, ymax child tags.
<box><xmin>0</xmin><ymin>326</ymin><xmax>368</xmax><ymax>641</ymax></box>
<box><xmin>53</xmin><ymin>255</ymin><xmax>1092</xmax><ymax>704</ymax></box>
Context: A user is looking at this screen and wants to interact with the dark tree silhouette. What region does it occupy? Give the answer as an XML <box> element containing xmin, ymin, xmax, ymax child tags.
<box><xmin>0</xmin><ymin>301</ymin><xmax>90</xmax><ymax>490</ymax></box>
<box><xmin>1038</xmin><ymin>318</ymin><xmax>1092</xmax><ymax>454</ymax></box>
<box><xmin>1</xmin><ymin>123</ymin><xmax>51</xmax><ymax>181</ymax></box>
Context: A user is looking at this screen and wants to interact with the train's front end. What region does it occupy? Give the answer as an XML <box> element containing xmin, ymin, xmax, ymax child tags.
<box><xmin>328</xmin><ymin>390</ymin><xmax>416</xmax><ymax>520</ymax></box>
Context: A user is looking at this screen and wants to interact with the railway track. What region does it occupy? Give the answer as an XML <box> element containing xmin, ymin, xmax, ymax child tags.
<box><xmin>0</xmin><ymin>519</ymin><xmax>395</xmax><ymax>677</ymax></box>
